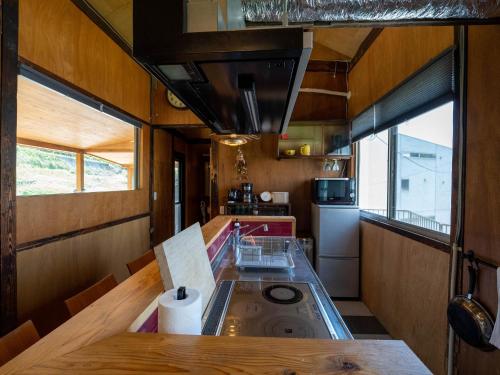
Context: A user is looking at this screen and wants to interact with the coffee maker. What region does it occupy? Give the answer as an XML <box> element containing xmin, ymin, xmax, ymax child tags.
<box><xmin>241</xmin><ymin>183</ymin><xmax>253</xmax><ymax>203</ymax></box>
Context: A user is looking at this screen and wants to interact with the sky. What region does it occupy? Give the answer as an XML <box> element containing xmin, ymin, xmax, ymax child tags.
<box><xmin>397</xmin><ymin>101</ymin><xmax>454</xmax><ymax>148</ymax></box>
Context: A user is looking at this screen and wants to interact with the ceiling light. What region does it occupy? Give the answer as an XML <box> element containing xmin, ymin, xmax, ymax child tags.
<box><xmin>220</xmin><ymin>134</ymin><xmax>247</xmax><ymax>146</ymax></box>
<box><xmin>212</xmin><ymin>134</ymin><xmax>260</xmax><ymax>147</ymax></box>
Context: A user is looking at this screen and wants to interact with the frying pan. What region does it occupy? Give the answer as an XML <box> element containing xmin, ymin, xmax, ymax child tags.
<box><xmin>447</xmin><ymin>256</ymin><xmax>495</xmax><ymax>351</ymax></box>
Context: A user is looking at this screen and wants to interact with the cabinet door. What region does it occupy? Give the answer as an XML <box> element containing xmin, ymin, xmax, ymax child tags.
<box><xmin>317</xmin><ymin>257</ymin><xmax>359</xmax><ymax>298</ymax></box>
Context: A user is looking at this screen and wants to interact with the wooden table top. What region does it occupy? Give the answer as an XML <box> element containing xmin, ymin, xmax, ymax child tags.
<box><xmin>17</xmin><ymin>333</ymin><xmax>430</xmax><ymax>375</ymax></box>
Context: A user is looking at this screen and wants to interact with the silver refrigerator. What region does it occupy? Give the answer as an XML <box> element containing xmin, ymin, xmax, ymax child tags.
<box><xmin>311</xmin><ymin>203</ymin><xmax>359</xmax><ymax>298</ymax></box>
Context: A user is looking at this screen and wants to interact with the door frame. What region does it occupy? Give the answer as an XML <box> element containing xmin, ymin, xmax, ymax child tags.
<box><xmin>173</xmin><ymin>152</ymin><xmax>186</xmax><ymax>234</ymax></box>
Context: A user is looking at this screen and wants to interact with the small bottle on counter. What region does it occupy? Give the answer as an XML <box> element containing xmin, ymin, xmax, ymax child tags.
<box><xmin>233</xmin><ymin>220</ymin><xmax>240</xmax><ymax>248</ymax></box>
<box><xmin>252</xmin><ymin>204</ymin><xmax>259</xmax><ymax>216</ymax></box>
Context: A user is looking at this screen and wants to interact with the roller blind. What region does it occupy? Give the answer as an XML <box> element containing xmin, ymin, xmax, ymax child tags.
<box><xmin>19</xmin><ymin>63</ymin><xmax>142</xmax><ymax>128</ymax></box>
<box><xmin>351</xmin><ymin>48</ymin><xmax>455</xmax><ymax>142</ymax></box>
<box><xmin>351</xmin><ymin>106</ymin><xmax>375</xmax><ymax>142</ymax></box>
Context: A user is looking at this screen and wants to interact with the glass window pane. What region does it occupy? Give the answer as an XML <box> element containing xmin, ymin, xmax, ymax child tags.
<box><xmin>17</xmin><ymin>74</ymin><xmax>137</xmax><ymax>196</ymax></box>
<box><xmin>17</xmin><ymin>145</ymin><xmax>76</xmax><ymax>196</ymax></box>
<box><xmin>394</xmin><ymin>102</ymin><xmax>453</xmax><ymax>235</ymax></box>
<box><xmin>83</xmin><ymin>154</ymin><xmax>128</xmax><ymax>192</ymax></box>
<box><xmin>174</xmin><ymin>160</ymin><xmax>180</xmax><ymax>203</ymax></box>
<box><xmin>175</xmin><ymin>203</ymin><xmax>182</xmax><ymax>234</ymax></box>
<box><xmin>358</xmin><ymin>130</ymin><xmax>389</xmax><ymax>215</ymax></box>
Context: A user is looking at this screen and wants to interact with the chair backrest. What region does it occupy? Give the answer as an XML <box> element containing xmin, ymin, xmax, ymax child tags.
<box><xmin>0</xmin><ymin>320</ymin><xmax>40</xmax><ymax>366</ymax></box>
<box><xmin>126</xmin><ymin>249</ymin><xmax>156</xmax><ymax>275</ymax></box>
<box><xmin>64</xmin><ymin>274</ymin><xmax>118</xmax><ymax>317</ymax></box>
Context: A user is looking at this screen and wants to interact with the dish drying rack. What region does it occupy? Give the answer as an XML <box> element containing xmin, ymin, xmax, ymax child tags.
<box><xmin>235</xmin><ymin>236</ymin><xmax>295</xmax><ymax>270</ymax></box>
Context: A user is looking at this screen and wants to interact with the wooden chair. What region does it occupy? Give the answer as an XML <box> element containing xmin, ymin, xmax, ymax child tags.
<box><xmin>64</xmin><ymin>274</ymin><xmax>118</xmax><ymax>317</ymax></box>
<box><xmin>0</xmin><ymin>320</ymin><xmax>40</xmax><ymax>366</ymax></box>
<box><xmin>126</xmin><ymin>249</ymin><xmax>156</xmax><ymax>275</ymax></box>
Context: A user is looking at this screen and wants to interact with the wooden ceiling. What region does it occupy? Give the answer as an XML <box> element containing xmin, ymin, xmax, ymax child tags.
<box><xmin>312</xmin><ymin>28</ymin><xmax>373</xmax><ymax>61</ymax></box>
<box><xmin>86</xmin><ymin>0</ymin><xmax>133</xmax><ymax>44</ymax></box>
<box><xmin>17</xmin><ymin>76</ymin><xmax>135</xmax><ymax>166</ymax></box>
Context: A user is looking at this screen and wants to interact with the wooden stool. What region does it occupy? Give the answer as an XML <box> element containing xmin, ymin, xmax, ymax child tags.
<box><xmin>0</xmin><ymin>320</ymin><xmax>40</xmax><ymax>366</ymax></box>
<box><xmin>64</xmin><ymin>274</ymin><xmax>118</xmax><ymax>317</ymax></box>
<box><xmin>126</xmin><ymin>249</ymin><xmax>156</xmax><ymax>275</ymax></box>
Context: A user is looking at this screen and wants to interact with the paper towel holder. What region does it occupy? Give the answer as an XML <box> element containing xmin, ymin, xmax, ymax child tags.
<box><xmin>177</xmin><ymin>286</ymin><xmax>187</xmax><ymax>300</ymax></box>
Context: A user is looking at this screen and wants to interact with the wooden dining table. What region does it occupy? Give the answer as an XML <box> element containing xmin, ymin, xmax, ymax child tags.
<box><xmin>15</xmin><ymin>332</ymin><xmax>430</xmax><ymax>374</ymax></box>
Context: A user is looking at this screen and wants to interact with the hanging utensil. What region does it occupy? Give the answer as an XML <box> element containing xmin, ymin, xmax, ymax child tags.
<box><xmin>447</xmin><ymin>251</ymin><xmax>495</xmax><ymax>351</ymax></box>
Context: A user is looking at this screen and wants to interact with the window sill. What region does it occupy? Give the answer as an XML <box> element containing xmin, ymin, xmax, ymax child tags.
<box><xmin>360</xmin><ymin>210</ymin><xmax>451</xmax><ymax>253</ymax></box>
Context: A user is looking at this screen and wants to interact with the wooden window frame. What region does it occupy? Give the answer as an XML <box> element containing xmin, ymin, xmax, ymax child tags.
<box><xmin>357</xmin><ymin>99</ymin><xmax>455</xmax><ymax>249</ymax></box>
<box><xmin>17</xmin><ymin>65</ymin><xmax>141</xmax><ymax>196</ymax></box>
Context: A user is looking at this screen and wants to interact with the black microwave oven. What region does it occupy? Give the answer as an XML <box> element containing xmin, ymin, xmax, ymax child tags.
<box><xmin>312</xmin><ymin>178</ymin><xmax>356</xmax><ymax>205</ymax></box>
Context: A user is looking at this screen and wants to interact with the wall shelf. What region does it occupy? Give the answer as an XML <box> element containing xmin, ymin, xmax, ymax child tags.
<box><xmin>277</xmin><ymin>155</ymin><xmax>352</xmax><ymax>161</ymax></box>
<box><xmin>277</xmin><ymin>122</ymin><xmax>351</xmax><ymax>160</ymax></box>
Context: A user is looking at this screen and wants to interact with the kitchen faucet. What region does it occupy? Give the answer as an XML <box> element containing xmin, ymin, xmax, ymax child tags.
<box><xmin>233</xmin><ymin>221</ymin><xmax>269</xmax><ymax>249</ymax></box>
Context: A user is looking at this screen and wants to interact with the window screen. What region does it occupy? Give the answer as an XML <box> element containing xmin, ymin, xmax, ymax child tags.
<box><xmin>351</xmin><ymin>48</ymin><xmax>455</xmax><ymax>141</ymax></box>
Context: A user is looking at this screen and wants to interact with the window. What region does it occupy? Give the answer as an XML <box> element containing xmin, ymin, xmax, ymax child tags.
<box><xmin>358</xmin><ymin>102</ymin><xmax>453</xmax><ymax>236</ymax></box>
<box><xmin>83</xmin><ymin>154</ymin><xmax>131</xmax><ymax>192</ymax></box>
<box><xmin>16</xmin><ymin>66</ymin><xmax>140</xmax><ymax>196</ymax></box>
<box><xmin>174</xmin><ymin>155</ymin><xmax>185</xmax><ymax>234</ymax></box>
<box><xmin>354</xmin><ymin>49</ymin><xmax>455</xmax><ymax>238</ymax></box>
<box><xmin>17</xmin><ymin>145</ymin><xmax>77</xmax><ymax>196</ymax></box>
<box><xmin>393</xmin><ymin>102</ymin><xmax>453</xmax><ymax>235</ymax></box>
<box><xmin>401</xmin><ymin>179</ymin><xmax>410</xmax><ymax>191</ymax></box>
<box><xmin>358</xmin><ymin>130</ymin><xmax>389</xmax><ymax>215</ymax></box>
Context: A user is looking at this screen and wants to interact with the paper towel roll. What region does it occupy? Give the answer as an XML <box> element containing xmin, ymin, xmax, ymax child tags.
<box><xmin>158</xmin><ymin>287</ymin><xmax>202</xmax><ymax>335</ymax></box>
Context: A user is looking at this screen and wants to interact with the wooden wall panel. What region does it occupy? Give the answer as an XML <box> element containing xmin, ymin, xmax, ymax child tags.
<box><xmin>348</xmin><ymin>26</ymin><xmax>454</xmax><ymax>119</ymax></box>
<box><xmin>463</xmin><ymin>25</ymin><xmax>500</xmax><ymax>266</ymax></box>
<box><xmin>360</xmin><ymin>221</ymin><xmax>449</xmax><ymax>375</ymax></box>
<box><xmin>216</xmin><ymin>135</ymin><xmax>345</xmax><ymax>235</ymax></box>
<box><xmin>13</xmin><ymin>0</ymin><xmax>154</xmax><ymax>336</ymax></box>
<box><xmin>173</xmin><ymin>136</ymin><xmax>188</xmax><ymax>155</ymax></box>
<box><xmin>152</xmin><ymin>81</ymin><xmax>204</xmax><ymax>126</ymax></box>
<box><xmin>152</xmin><ymin>131</ymin><xmax>210</xmax><ymax>245</ymax></box>
<box><xmin>457</xmin><ymin>25</ymin><xmax>500</xmax><ymax>375</ymax></box>
<box><xmin>18</xmin><ymin>0</ymin><xmax>150</xmax><ymax>122</ymax></box>
<box><xmin>291</xmin><ymin>71</ymin><xmax>347</xmax><ymax>121</ymax></box>
<box><xmin>152</xmin><ymin>129</ymin><xmax>173</xmax><ymax>246</ymax></box>
<box><xmin>186</xmin><ymin>144</ymin><xmax>210</xmax><ymax>226</ymax></box>
<box><xmin>16</xmin><ymin>127</ymin><xmax>150</xmax><ymax>244</ymax></box>
<box><xmin>17</xmin><ymin>217</ymin><xmax>150</xmax><ymax>333</ymax></box>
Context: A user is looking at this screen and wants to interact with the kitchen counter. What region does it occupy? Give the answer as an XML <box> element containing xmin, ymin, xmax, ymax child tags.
<box><xmin>0</xmin><ymin>215</ymin><xmax>430</xmax><ymax>374</ymax></box>
<box><xmin>210</xmin><ymin>237</ymin><xmax>352</xmax><ymax>339</ymax></box>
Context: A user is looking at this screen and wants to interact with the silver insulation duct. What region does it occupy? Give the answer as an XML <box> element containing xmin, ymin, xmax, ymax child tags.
<box><xmin>241</xmin><ymin>0</ymin><xmax>500</xmax><ymax>23</ymax></box>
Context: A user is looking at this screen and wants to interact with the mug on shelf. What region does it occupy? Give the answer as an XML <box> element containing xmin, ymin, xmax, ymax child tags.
<box><xmin>299</xmin><ymin>144</ymin><xmax>311</xmax><ymax>156</ymax></box>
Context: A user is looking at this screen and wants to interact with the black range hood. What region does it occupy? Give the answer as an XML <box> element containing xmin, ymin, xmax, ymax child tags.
<box><xmin>133</xmin><ymin>1</ymin><xmax>312</xmax><ymax>134</ymax></box>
